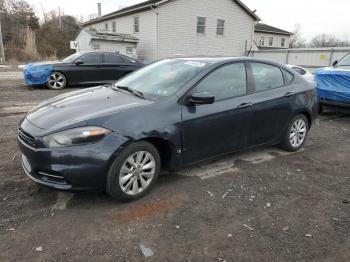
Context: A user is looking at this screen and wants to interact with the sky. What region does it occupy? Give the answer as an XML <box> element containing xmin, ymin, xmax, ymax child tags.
<box><xmin>28</xmin><ymin>0</ymin><xmax>350</xmax><ymax>41</ymax></box>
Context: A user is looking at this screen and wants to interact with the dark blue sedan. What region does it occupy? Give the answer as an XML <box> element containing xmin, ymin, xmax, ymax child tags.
<box><xmin>18</xmin><ymin>57</ymin><xmax>318</xmax><ymax>201</ymax></box>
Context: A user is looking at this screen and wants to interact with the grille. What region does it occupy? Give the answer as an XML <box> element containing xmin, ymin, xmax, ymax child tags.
<box><xmin>18</xmin><ymin>128</ymin><xmax>37</xmax><ymax>148</ymax></box>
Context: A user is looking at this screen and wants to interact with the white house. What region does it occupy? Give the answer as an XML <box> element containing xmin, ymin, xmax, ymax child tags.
<box><xmin>80</xmin><ymin>0</ymin><xmax>260</xmax><ymax>62</ymax></box>
<box><xmin>74</xmin><ymin>30</ymin><xmax>139</xmax><ymax>58</ymax></box>
<box><xmin>254</xmin><ymin>23</ymin><xmax>292</xmax><ymax>50</ymax></box>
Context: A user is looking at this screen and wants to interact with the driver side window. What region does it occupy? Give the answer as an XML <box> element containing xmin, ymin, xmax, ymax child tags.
<box><xmin>194</xmin><ymin>63</ymin><xmax>247</xmax><ymax>101</ymax></box>
<box><xmin>78</xmin><ymin>53</ymin><xmax>101</xmax><ymax>64</ymax></box>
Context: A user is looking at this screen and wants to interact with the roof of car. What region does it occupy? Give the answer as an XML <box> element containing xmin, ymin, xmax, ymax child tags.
<box><xmin>174</xmin><ymin>56</ymin><xmax>276</xmax><ymax>64</ymax></box>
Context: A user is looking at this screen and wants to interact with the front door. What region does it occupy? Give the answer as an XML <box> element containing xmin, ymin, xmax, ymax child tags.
<box><xmin>75</xmin><ymin>52</ymin><xmax>104</xmax><ymax>84</ymax></box>
<box><xmin>181</xmin><ymin>62</ymin><xmax>253</xmax><ymax>164</ymax></box>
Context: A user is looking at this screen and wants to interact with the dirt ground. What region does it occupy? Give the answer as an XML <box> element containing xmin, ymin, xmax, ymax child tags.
<box><xmin>0</xmin><ymin>69</ymin><xmax>349</xmax><ymax>262</ymax></box>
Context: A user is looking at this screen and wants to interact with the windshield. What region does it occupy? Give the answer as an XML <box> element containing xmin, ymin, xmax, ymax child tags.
<box><xmin>337</xmin><ymin>53</ymin><xmax>350</xmax><ymax>67</ymax></box>
<box><xmin>114</xmin><ymin>59</ymin><xmax>208</xmax><ymax>97</ymax></box>
<box><xmin>62</xmin><ymin>52</ymin><xmax>85</xmax><ymax>63</ymax></box>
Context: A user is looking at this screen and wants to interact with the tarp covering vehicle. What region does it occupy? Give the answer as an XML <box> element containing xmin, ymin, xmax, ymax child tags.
<box><xmin>315</xmin><ymin>52</ymin><xmax>350</xmax><ymax>108</ymax></box>
<box><xmin>315</xmin><ymin>69</ymin><xmax>350</xmax><ymax>104</ymax></box>
<box><xmin>23</xmin><ymin>63</ymin><xmax>53</xmax><ymax>86</ymax></box>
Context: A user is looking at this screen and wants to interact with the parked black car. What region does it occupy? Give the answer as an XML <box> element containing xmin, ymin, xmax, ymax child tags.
<box><xmin>24</xmin><ymin>51</ymin><xmax>144</xmax><ymax>89</ymax></box>
<box><xmin>18</xmin><ymin>57</ymin><xmax>318</xmax><ymax>200</ymax></box>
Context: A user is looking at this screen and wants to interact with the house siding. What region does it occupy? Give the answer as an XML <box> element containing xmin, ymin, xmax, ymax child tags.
<box><xmin>83</xmin><ymin>10</ymin><xmax>157</xmax><ymax>62</ymax></box>
<box><xmin>82</xmin><ymin>0</ymin><xmax>256</xmax><ymax>61</ymax></box>
<box><xmin>157</xmin><ymin>0</ymin><xmax>256</xmax><ymax>58</ymax></box>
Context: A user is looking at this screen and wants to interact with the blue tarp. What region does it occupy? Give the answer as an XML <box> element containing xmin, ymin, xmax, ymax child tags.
<box><xmin>315</xmin><ymin>69</ymin><xmax>350</xmax><ymax>104</ymax></box>
<box><xmin>23</xmin><ymin>63</ymin><xmax>52</xmax><ymax>86</ymax></box>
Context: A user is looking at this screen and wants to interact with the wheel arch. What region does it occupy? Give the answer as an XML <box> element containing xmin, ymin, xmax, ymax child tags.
<box><xmin>141</xmin><ymin>137</ymin><xmax>178</xmax><ymax>171</ymax></box>
<box><xmin>48</xmin><ymin>70</ymin><xmax>68</xmax><ymax>86</ymax></box>
<box><xmin>297</xmin><ymin>110</ymin><xmax>312</xmax><ymax>129</ymax></box>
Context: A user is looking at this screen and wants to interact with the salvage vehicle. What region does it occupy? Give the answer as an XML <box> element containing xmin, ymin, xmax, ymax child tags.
<box><xmin>286</xmin><ymin>65</ymin><xmax>315</xmax><ymax>84</ymax></box>
<box><xmin>315</xmin><ymin>52</ymin><xmax>350</xmax><ymax>112</ymax></box>
<box><xmin>18</xmin><ymin>57</ymin><xmax>318</xmax><ymax>201</ymax></box>
<box><xmin>23</xmin><ymin>51</ymin><xmax>144</xmax><ymax>90</ymax></box>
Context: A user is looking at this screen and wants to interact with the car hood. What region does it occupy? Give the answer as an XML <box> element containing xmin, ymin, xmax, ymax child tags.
<box><xmin>26</xmin><ymin>86</ymin><xmax>152</xmax><ymax>131</ymax></box>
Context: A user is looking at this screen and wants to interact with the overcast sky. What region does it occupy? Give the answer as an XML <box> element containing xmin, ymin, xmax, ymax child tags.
<box><xmin>28</xmin><ymin>0</ymin><xmax>350</xmax><ymax>41</ymax></box>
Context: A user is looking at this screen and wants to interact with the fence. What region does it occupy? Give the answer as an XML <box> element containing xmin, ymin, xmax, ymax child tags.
<box><xmin>249</xmin><ymin>47</ymin><xmax>350</xmax><ymax>72</ymax></box>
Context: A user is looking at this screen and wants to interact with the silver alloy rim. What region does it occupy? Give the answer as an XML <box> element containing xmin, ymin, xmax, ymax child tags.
<box><xmin>290</xmin><ymin>119</ymin><xmax>307</xmax><ymax>148</ymax></box>
<box><xmin>47</xmin><ymin>72</ymin><xmax>66</xmax><ymax>89</ymax></box>
<box><xmin>119</xmin><ymin>151</ymin><xmax>156</xmax><ymax>195</ymax></box>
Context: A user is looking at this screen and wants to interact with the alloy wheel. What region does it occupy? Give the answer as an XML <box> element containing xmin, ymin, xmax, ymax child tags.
<box><xmin>47</xmin><ymin>72</ymin><xmax>66</xmax><ymax>89</ymax></box>
<box><xmin>119</xmin><ymin>151</ymin><xmax>156</xmax><ymax>196</ymax></box>
<box><xmin>289</xmin><ymin>118</ymin><xmax>307</xmax><ymax>148</ymax></box>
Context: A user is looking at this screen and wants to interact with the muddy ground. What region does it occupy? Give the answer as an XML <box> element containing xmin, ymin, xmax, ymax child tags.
<box><xmin>0</xmin><ymin>69</ymin><xmax>349</xmax><ymax>262</ymax></box>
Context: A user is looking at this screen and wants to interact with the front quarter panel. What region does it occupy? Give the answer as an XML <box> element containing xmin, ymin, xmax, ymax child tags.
<box><xmin>87</xmin><ymin>97</ymin><xmax>183</xmax><ymax>168</ymax></box>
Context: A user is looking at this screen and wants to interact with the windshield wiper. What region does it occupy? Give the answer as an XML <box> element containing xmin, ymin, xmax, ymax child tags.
<box><xmin>114</xmin><ymin>85</ymin><xmax>144</xmax><ymax>99</ymax></box>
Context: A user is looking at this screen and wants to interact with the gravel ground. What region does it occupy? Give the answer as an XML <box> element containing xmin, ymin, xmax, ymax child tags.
<box><xmin>0</xmin><ymin>71</ymin><xmax>349</xmax><ymax>262</ymax></box>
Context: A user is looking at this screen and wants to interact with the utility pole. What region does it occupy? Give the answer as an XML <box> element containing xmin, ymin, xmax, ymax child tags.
<box><xmin>0</xmin><ymin>10</ymin><xmax>5</xmax><ymax>63</ymax></box>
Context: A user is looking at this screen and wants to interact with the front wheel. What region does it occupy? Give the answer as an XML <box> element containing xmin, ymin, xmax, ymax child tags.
<box><xmin>46</xmin><ymin>72</ymin><xmax>67</xmax><ymax>90</ymax></box>
<box><xmin>106</xmin><ymin>141</ymin><xmax>161</xmax><ymax>201</ymax></box>
<box><xmin>281</xmin><ymin>114</ymin><xmax>309</xmax><ymax>152</ymax></box>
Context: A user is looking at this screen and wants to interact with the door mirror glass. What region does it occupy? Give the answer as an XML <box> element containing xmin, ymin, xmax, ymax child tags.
<box><xmin>188</xmin><ymin>92</ymin><xmax>215</xmax><ymax>105</ymax></box>
<box><xmin>332</xmin><ymin>60</ymin><xmax>338</xmax><ymax>67</ymax></box>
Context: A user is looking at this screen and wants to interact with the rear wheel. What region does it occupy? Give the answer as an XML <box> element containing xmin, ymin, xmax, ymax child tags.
<box><xmin>281</xmin><ymin>114</ymin><xmax>309</xmax><ymax>152</ymax></box>
<box><xmin>106</xmin><ymin>141</ymin><xmax>160</xmax><ymax>201</ymax></box>
<box><xmin>46</xmin><ymin>72</ymin><xmax>67</xmax><ymax>90</ymax></box>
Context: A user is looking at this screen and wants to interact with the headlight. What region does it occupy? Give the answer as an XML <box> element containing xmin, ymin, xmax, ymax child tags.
<box><xmin>42</xmin><ymin>126</ymin><xmax>110</xmax><ymax>148</ymax></box>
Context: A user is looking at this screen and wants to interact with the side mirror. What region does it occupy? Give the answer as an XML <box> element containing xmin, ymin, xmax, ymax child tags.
<box><xmin>188</xmin><ymin>92</ymin><xmax>215</xmax><ymax>105</ymax></box>
<box><xmin>75</xmin><ymin>61</ymin><xmax>84</xmax><ymax>65</ymax></box>
<box><xmin>332</xmin><ymin>60</ymin><xmax>338</xmax><ymax>67</ymax></box>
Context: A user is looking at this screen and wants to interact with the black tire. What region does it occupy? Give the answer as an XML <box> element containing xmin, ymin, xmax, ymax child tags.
<box><xmin>106</xmin><ymin>141</ymin><xmax>161</xmax><ymax>201</ymax></box>
<box><xmin>281</xmin><ymin>114</ymin><xmax>309</xmax><ymax>152</ymax></box>
<box><xmin>46</xmin><ymin>72</ymin><xmax>67</xmax><ymax>90</ymax></box>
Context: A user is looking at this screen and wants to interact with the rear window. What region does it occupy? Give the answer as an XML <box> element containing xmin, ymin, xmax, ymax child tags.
<box><xmin>103</xmin><ymin>53</ymin><xmax>124</xmax><ymax>64</ymax></box>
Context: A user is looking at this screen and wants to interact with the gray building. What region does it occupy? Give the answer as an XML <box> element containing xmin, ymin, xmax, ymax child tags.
<box><xmin>254</xmin><ymin>23</ymin><xmax>293</xmax><ymax>50</ymax></box>
<box><xmin>80</xmin><ymin>0</ymin><xmax>260</xmax><ymax>62</ymax></box>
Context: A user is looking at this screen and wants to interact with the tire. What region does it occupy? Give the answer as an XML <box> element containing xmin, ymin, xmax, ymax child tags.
<box><xmin>106</xmin><ymin>141</ymin><xmax>161</xmax><ymax>201</ymax></box>
<box><xmin>281</xmin><ymin>114</ymin><xmax>309</xmax><ymax>152</ymax></box>
<box><xmin>46</xmin><ymin>72</ymin><xmax>67</xmax><ymax>90</ymax></box>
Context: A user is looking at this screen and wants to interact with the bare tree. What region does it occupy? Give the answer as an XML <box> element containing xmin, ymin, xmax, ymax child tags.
<box><xmin>310</xmin><ymin>34</ymin><xmax>350</xmax><ymax>47</ymax></box>
<box><xmin>289</xmin><ymin>24</ymin><xmax>306</xmax><ymax>48</ymax></box>
<box><xmin>310</xmin><ymin>34</ymin><xmax>340</xmax><ymax>47</ymax></box>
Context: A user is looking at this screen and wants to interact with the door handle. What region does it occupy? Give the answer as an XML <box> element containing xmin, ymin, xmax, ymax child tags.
<box><xmin>283</xmin><ymin>91</ymin><xmax>295</xmax><ymax>97</ymax></box>
<box><xmin>237</xmin><ymin>102</ymin><xmax>253</xmax><ymax>109</ymax></box>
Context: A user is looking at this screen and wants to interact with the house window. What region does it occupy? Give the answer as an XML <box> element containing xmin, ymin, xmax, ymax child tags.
<box><xmin>260</xmin><ymin>37</ymin><xmax>265</xmax><ymax>46</ymax></box>
<box><xmin>269</xmin><ymin>37</ymin><xmax>273</xmax><ymax>46</ymax></box>
<box><xmin>112</xmin><ymin>21</ymin><xmax>116</xmax><ymax>33</ymax></box>
<box><xmin>92</xmin><ymin>44</ymin><xmax>100</xmax><ymax>50</ymax></box>
<box><xmin>197</xmin><ymin>17</ymin><xmax>206</xmax><ymax>34</ymax></box>
<box><xmin>134</xmin><ymin>16</ymin><xmax>139</xmax><ymax>33</ymax></box>
<box><xmin>281</xmin><ymin>38</ymin><xmax>285</xmax><ymax>47</ymax></box>
<box><xmin>104</xmin><ymin>23</ymin><xmax>109</xmax><ymax>31</ymax></box>
<box><xmin>126</xmin><ymin>47</ymin><xmax>133</xmax><ymax>54</ymax></box>
<box><xmin>217</xmin><ymin>19</ymin><xmax>225</xmax><ymax>36</ymax></box>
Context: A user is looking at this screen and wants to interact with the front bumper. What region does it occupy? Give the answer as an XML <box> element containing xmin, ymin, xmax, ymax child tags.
<box><xmin>17</xmin><ymin>121</ymin><xmax>128</xmax><ymax>192</ymax></box>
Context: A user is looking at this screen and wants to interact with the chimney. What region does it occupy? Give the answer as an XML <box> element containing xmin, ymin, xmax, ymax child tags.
<box><xmin>97</xmin><ymin>3</ymin><xmax>102</xmax><ymax>17</ymax></box>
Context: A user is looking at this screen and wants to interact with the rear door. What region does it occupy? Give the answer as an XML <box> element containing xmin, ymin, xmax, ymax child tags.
<box><xmin>102</xmin><ymin>53</ymin><xmax>136</xmax><ymax>81</ymax></box>
<box><xmin>181</xmin><ymin>62</ymin><xmax>253</xmax><ymax>164</ymax></box>
<box><xmin>75</xmin><ymin>53</ymin><xmax>104</xmax><ymax>84</ymax></box>
<box><xmin>246</xmin><ymin>62</ymin><xmax>296</xmax><ymax>147</ymax></box>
